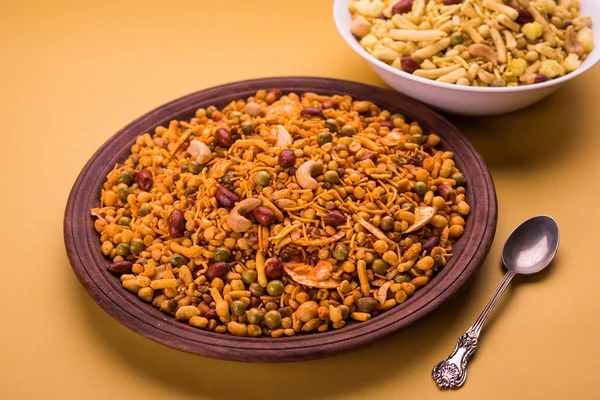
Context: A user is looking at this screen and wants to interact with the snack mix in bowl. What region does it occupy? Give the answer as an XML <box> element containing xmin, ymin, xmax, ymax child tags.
<box><xmin>91</xmin><ymin>90</ymin><xmax>471</xmax><ymax>337</ymax></box>
<box><xmin>349</xmin><ymin>0</ymin><xmax>594</xmax><ymax>86</ymax></box>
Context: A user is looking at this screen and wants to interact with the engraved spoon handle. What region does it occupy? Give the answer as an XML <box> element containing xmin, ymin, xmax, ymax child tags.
<box><xmin>432</xmin><ymin>270</ymin><xmax>516</xmax><ymax>389</ymax></box>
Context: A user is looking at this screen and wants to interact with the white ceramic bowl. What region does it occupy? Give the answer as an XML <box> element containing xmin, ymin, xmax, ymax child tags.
<box><xmin>334</xmin><ymin>0</ymin><xmax>600</xmax><ymax>115</ymax></box>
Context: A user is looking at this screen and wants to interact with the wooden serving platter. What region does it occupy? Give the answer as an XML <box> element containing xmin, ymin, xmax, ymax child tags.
<box><xmin>64</xmin><ymin>77</ymin><xmax>497</xmax><ymax>362</ymax></box>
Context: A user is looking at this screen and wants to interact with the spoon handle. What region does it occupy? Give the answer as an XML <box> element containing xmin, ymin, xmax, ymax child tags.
<box><xmin>432</xmin><ymin>270</ymin><xmax>516</xmax><ymax>389</ymax></box>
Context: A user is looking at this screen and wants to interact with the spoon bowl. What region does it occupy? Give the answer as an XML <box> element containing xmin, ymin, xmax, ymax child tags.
<box><xmin>502</xmin><ymin>215</ymin><xmax>560</xmax><ymax>275</ymax></box>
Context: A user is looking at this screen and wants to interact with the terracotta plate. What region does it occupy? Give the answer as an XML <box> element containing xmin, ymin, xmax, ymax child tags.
<box><xmin>64</xmin><ymin>77</ymin><xmax>497</xmax><ymax>362</ymax></box>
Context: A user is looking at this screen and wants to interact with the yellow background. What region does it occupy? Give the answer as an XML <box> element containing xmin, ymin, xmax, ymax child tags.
<box><xmin>2</xmin><ymin>0</ymin><xmax>599</xmax><ymax>399</ymax></box>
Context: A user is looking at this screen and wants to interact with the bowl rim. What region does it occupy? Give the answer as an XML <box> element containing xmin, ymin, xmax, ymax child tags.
<box><xmin>64</xmin><ymin>76</ymin><xmax>497</xmax><ymax>362</ymax></box>
<box><xmin>333</xmin><ymin>0</ymin><xmax>600</xmax><ymax>93</ymax></box>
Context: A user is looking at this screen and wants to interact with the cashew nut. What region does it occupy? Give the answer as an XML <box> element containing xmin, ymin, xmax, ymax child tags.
<box><xmin>295</xmin><ymin>160</ymin><xmax>323</xmax><ymax>190</ymax></box>
<box><xmin>273</xmin><ymin>125</ymin><xmax>292</xmax><ymax>147</ymax></box>
<box><xmin>468</xmin><ymin>44</ymin><xmax>499</xmax><ymax>65</ymax></box>
<box><xmin>226</xmin><ymin>198</ymin><xmax>261</xmax><ymax>233</ymax></box>
<box><xmin>187</xmin><ymin>140</ymin><xmax>211</xmax><ymax>164</ymax></box>
<box><xmin>565</xmin><ymin>25</ymin><xmax>584</xmax><ymax>57</ymax></box>
<box><xmin>403</xmin><ymin>207</ymin><xmax>435</xmax><ymax>233</ymax></box>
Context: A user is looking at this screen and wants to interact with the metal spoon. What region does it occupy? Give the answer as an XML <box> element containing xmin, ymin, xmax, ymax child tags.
<box><xmin>432</xmin><ymin>215</ymin><xmax>560</xmax><ymax>389</ymax></box>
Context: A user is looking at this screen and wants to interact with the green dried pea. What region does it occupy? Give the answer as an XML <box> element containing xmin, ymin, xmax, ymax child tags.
<box><xmin>324</xmin><ymin>118</ymin><xmax>338</xmax><ymax>132</ymax></box>
<box><xmin>130</xmin><ymin>238</ymin><xmax>144</xmax><ymax>255</ymax></box>
<box><xmin>171</xmin><ymin>253</ymin><xmax>187</xmax><ymax>267</ymax></box>
<box><xmin>324</xmin><ymin>170</ymin><xmax>339</xmax><ymax>184</ymax></box>
<box><xmin>249</xmin><ymin>282</ymin><xmax>265</xmax><ymax>297</ymax></box>
<box><xmin>332</xmin><ymin>244</ymin><xmax>349</xmax><ymax>261</ymax></box>
<box><xmin>409</xmin><ymin>134</ymin><xmax>426</xmax><ymax>145</ymax></box>
<box><xmin>267</xmin><ymin>280</ymin><xmax>284</xmax><ymax>296</ymax></box>
<box><xmin>118</xmin><ymin>186</ymin><xmax>130</xmax><ymax>203</ymax></box>
<box><xmin>264</xmin><ymin>310</ymin><xmax>281</xmax><ymax>329</ymax></box>
<box><xmin>246</xmin><ymin>308</ymin><xmax>264</xmax><ymax>325</ymax></box>
<box><xmin>401</xmin><ymin>202</ymin><xmax>415</xmax><ymax>212</ymax></box>
<box><xmin>372</xmin><ymin>259</ymin><xmax>388</xmax><ymax>274</ymax></box>
<box><xmin>116</xmin><ymin>243</ymin><xmax>130</xmax><ymax>257</ymax></box>
<box><xmin>117</xmin><ymin>216</ymin><xmax>131</xmax><ymax>226</ymax></box>
<box><xmin>339</xmin><ymin>125</ymin><xmax>356</xmax><ymax>137</ymax></box>
<box><xmin>116</xmin><ymin>170</ymin><xmax>133</xmax><ymax>185</ymax></box>
<box><xmin>242</xmin><ymin>269</ymin><xmax>258</xmax><ymax>285</ymax></box>
<box><xmin>255</xmin><ymin>171</ymin><xmax>271</xmax><ymax>186</ymax></box>
<box><xmin>452</xmin><ymin>172</ymin><xmax>466</xmax><ymax>186</ymax></box>
<box><xmin>188</xmin><ymin>161</ymin><xmax>203</xmax><ymax>174</ymax></box>
<box><xmin>413</xmin><ymin>181</ymin><xmax>428</xmax><ymax>195</ymax></box>
<box><xmin>394</xmin><ymin>274</ymin><xmax>411</xmax><ymax>284</ymax></box>
<box><xmin>213</xmin><ymin>246</ymin><xmax>232</xmax><ymax>262</ymax></box>
<box><xmin>241</xmin><ymin>120</ymin><xmax>254</xmax><ymax>135</ymax></box>
<box><xmin>317</xmin><ymin>131</ymin><xmax>333</xmax><ymax>147</ymax></box>
<box><xmin>206</xmin><ymin>105</ymin><xmax>217</xmax><ymax>118</ymax></box>
<box><xmin>450</xmin><ymin>32</ymin><xmax>465</xmax><ymax>45</ymax></box>
<box><xmin>230</xmin><ymin>300</ymin><xmax>246</xmax><ymax>316</ymax></box>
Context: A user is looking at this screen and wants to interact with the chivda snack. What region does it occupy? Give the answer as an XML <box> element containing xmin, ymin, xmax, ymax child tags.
<box><xmin>91</xmin><ymin>90</ymin><xmax>471</xmax><ymax>337</ymax></box>
<box><xmin>350</xmin><ymin>0</ymin><xmax>594</xmax><ymax>86</ymax></box>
